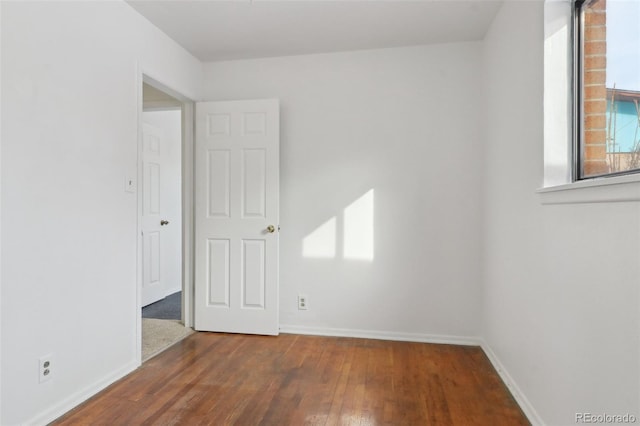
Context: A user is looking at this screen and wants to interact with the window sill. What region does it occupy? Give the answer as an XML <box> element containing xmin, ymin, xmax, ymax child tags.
<box><xmin>537</xmin><ymin>174</ymin><xmax>640</xmax><ymax>204</ymax></box>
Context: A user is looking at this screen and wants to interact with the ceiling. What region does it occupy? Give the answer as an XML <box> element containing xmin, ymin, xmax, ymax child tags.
<box><xmin>126</xmin><ymin>1</ymin><xmax>503</xmax><ymax>62</ymax></box>
<box><xmin>143</xmin><ymin>82</ymin><xmax>179</xmax><ymax>102</ymax></box>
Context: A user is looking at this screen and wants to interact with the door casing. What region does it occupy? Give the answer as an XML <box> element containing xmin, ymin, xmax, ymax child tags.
<box><xmin>136</xmin><ymin>70</ymin><xmax>195</xmax><ymax>365</ymax></box>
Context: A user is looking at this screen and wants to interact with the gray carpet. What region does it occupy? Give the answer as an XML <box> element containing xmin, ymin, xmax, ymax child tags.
<box><xmin>142</xmin><ymin>291</ymin><xmax>181</xmax><ymax>320</ymax></box>
<box><xmin>142</xmin><ymin>319</ymin><xmax>193</xmax><ymax>361</ymax></box>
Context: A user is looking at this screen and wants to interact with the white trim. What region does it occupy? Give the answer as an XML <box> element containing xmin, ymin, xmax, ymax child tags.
<box><xmin>181</xmin><ymin>101</ymin><xmax>195</xmax><ymax>328</ymax></box>
<box><xmin>0</xmin><ymin>1</ymin><xmax>3</xmax><ymax>420</ymax></box>
<box><xmin>280</xmin><ymin>326</ymin><xmax>541</xmax><ymax>424</ymax></box>
<box><xmin>0</xmin><ymin>0</ymin><xmax>3</xmax><ymax>420</ymax></box>
<box><xmin>136</xmin><ymin>67</ymin><xmax>196</xmax><ymax>358</ymax></box>
<box><xmin>135</xmin><ymin>64</ymin><xmax>144</xmax><ymax>366</ymax></box>
<box><xmin>540</xmin><ymin>0</ymin><xmax>640</xmax><ymax>205</ymax></box>
<box><xmin>543</xmin><ymin>0</ymin><xmax>573</xmax><ymax>188</ymax></box>
<box><xmin>537</xmin><ymin>174</ymin><xmax>640</xmax><ymax>204</ymax></box>
<box><xmin>279</xmin><ymin>324</ymin><xmax>481</xmax><ymax>346</ymax></box>
<box><xmin>480</xmin><ymin>340</ymin><xmax>546</xmax><ymax>426</ymax></box>
<box><xmin>143</xmin><ymin>100</ymin><xmax>183</xmax><ymax>111</ymax></box>
<box><xmin>25</xmin><ymin>361</ymin><xmax>139</xmax><ymax>426</ymax></box>
<box><xmin>20</xmin><ymin>333</ymin><xmax>537</xmax><ymax>426</ymax></box>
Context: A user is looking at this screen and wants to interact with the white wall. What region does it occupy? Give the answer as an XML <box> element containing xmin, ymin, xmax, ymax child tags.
<box><xmin>142</xmin><ymin>110</ymin><xmax>182</xmax><ymax>296</ymax></box>
<box><xmin>482</xmin><ymin>2</ymin><xmax>640</xmax><ymax>424</ymax></box>
<box><xmin>0</xmin><ymin>2</ymin><xmax>202</xmax><ymax>424</ymax></box>
<box><xmin>6</xmin><ymin>2</ymin><xmax>635</xmax><ymax>424</ymax></box>
<box><xmin>203</xmin><ymin>44</ymin><xmax>484</xmax><ymax>340</ymax></box>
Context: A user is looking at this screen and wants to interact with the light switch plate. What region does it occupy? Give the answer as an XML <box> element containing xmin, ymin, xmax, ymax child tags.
<box><xmin>125</xmin><ymin>176</ymin><xmax>136</xmax><ymax>193</ymax></box>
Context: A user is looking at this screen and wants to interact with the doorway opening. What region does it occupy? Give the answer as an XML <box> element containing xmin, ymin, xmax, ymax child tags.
<box><xmin>138</xmin><ymin>77</ymin><xmax>194</xmax><ymax>362</ymax></box>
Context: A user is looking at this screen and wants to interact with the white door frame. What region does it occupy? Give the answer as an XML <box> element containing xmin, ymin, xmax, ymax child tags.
<box><xmin>135</xmin><ymin>69</ymin><xmax>195</xmax><ymax>365</ymax></box>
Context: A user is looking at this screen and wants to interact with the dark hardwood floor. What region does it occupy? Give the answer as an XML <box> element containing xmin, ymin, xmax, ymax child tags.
<box><xmin>52</xmin><ymin>333</ymin><xmax>530</xmax><ymax>425</ymax></box>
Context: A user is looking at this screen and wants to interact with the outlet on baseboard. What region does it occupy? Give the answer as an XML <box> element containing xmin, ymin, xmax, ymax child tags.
<box><xmin>298</xmin><ymin>294</ymin><xmax>308</xmax><ymax>310</ymax></box>
<box><xmin>39</xmin><ymin>354</ymin><xmax>54</xmax><ymax>383</ymax></box>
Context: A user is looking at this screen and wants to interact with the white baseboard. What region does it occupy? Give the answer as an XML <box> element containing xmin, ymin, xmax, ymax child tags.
<box><xmin>22</xmin><ymin>331</ymin><xmax>542</xmax><ymax>426</ymax></box>
<box><xmin>279</xmin><ymin>324</ymin><xmax>482</xmax><ymax>346</ymax></box>
<box><xmin>480</xmin><ymin>340</ymin><xmax>545</xmax><ymax>426</ymax></box>
<box><xmin>166</xmin><ymin>287</ymin><xmax>182</xmax><ymax>296</ymax></box>
<box><xmin>26</xmin><ymin>360</ymin><xmax>140</xmax><ymax>426</ymax></box>
<box><xmin>280</xmin><ymin>325</ymin><xmax>542</xmax><ymax>425</ymax></box>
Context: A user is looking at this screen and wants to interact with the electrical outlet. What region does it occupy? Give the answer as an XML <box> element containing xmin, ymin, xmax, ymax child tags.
<box><xmin>39</xmin><ymin>354</ymin><xmax>54</xmax><ymax>383</ymax></box>
<box><xmin>298</xmin><ymin>294</ymin><xmax>308</xmax><ymax>310</ymax></box>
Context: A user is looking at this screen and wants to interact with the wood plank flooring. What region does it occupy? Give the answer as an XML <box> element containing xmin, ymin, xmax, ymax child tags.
<box><xmin>52</xmin><ymin>333</ymin><xmax>530</xmax><ymax>426</ymax></box>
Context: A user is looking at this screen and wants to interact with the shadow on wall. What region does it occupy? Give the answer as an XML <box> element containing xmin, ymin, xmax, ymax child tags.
<box><xmin>302</xmin><ymin>189</ymin><xmax>374</xmax><ymax>261</ymax></box>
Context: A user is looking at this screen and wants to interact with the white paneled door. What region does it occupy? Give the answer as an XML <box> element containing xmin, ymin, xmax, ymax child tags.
<box><xmin>195</xmin><ymin>99</ymin><xmax>279</xmax><ymax>335</ymax></box>
<box><xmin>141</xmin><ymin>122</ymin><xmax>168</xmax><ymax>307</ymax></box>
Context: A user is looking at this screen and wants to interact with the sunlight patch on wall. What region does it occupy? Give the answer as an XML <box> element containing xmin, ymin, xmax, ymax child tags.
<box><xmin>343</xmin><ymin>189</ymin><xmax>374</xmax><ymax>261</ymax></box>
<box><xmin>302</xmin><ymin>217</ymin><xmax>337</xmax><ymax>258</ymax></box>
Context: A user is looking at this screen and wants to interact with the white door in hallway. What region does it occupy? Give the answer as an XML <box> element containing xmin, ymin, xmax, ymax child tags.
<box><xmin>194</xmin><ymin>99</ymin><xmax>279</xmax><ymax>335</ymax></box>
<box><xmin>141</xmin><ymin>113</ymin><xmax>182</xmax><ymax>307</ymax></box>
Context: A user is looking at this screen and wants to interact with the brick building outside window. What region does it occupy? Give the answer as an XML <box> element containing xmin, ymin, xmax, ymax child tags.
<box><xmin>579</xmin><ymin>0</ymin><xmax>640</xmax><ymax>178</ymax></box>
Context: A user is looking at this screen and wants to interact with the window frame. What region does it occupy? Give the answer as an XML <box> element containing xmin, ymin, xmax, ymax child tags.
<box><xmin>572</xmin><ymin>0</ymin><xmax>583</xmax><ymax>183</ymax></box>
<box><xmin>537</xmin><ymin>0</ymin><xmax>640</xmax><ymax>204</ymax></box>
<box><xmin>573</xmin><ymin>0</ymin><xmax>640</xmax><ymax>181</ymax></box>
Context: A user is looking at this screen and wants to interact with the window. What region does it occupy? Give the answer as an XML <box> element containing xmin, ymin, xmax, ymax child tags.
<box><xmin>576</xmin><ymin>0</ymin><xmax>640</xmax><ymax>179</ymax></box>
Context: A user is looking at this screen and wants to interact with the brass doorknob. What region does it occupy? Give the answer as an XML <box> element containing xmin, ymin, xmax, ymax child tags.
<box><xmin>160</xmin><ymin>220</ymin><xmax>169</xmax><ymax>226</ymax></box>
<box><xmin>266</xmin><ymin>225</ymin><xmax>276</xmax><ymax>233</ymax></box>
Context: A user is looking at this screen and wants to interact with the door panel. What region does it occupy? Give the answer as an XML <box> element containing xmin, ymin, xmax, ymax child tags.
<box><xmin>141</xmin><ymin>112</ymin><xmax>182</xmax><ymax>308</ymax></box>
<box><xmin>207</xmin><ymin>239</ymin><xmax>230</xmax><ymax>307</ymax></box>
<box><xmin>195</xmin><ymin>99</ymin><xmax>279</xmax><ymax>335</ymax></box>
<box><xmin>145</xmin><ymin>163</ymin><xmax>160</xmax><ymax>214</ymax></box>
<box><xmin>242</xmin><ymin>149</ymin><xmax>267</xmax><ymax>218</ymax></box>
<box><xmin>207</xmin><ymin>150</ymin><xmax>230</xmax><ymax>218</ymax></box>
<box><xmin>242</xmin><ymin>239</ymin><xmax>265</xmax><ymax>309</ymax></box>
<box><xmin>141</xmin><ymin>122</ymin><xmax>166</xmax><ymax>306</ymax></box>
